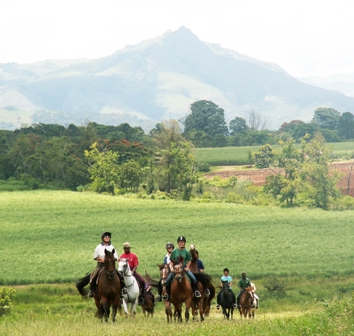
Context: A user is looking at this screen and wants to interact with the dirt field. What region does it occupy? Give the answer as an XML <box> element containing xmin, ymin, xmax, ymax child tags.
<box><xmin>204</xmin><ymin>162</ymin><xmax>354</xmax><ymax>197</ymax></box>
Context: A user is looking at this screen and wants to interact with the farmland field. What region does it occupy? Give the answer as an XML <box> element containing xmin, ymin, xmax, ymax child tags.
<box><xmin>194</xmin><ymin>142</ymin><xmax>354</xmax><ymax>165</ymax></box>
<box><xmin>1</xmin><ymin>190</ymin><xmax>354</xmax><ymax>335</ymax></box>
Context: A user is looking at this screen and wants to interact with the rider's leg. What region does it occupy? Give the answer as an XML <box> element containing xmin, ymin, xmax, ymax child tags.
<box><xmin>236</xmin><ymin>291</ymin><xmax>242</xmax><ymax>307</ymax></box>
<box><xmin>133</xmin><ymin>272</ymin><xmax>146</xmax><ymax>305</ymax></box>
<box><xmin>156</xmin><ymin>279</ymin><xmax>163</xmax><ymax>301</ymax></box>
<box><xmin>186</xmin><ymin>270</ymin><xmax>201</xmax><ymax>298</ymax></box>
<box><xmin>230</xmin><ymin>289</ymin><xmax>237</xmax><ymax>308</ymax></box>
<box><xmin>88</xmin><ymin>265</ymin><xmax>101</xmax><ymax>297</ymax></box>
<box><xmin>216</xmin><ymin>291</ymin><xmax>221</xmax><ymax>309</ymax></box>
<box><xmin>117</xmin><ymin>271</ymin><xmax>127</xmax><ymax>295</ymax></box>
<box><xmin>254</xmin><ymin>293</ymin><xmax>259</xmax><ymax>308</ymax></box>
<box><xmin>163</xmin><ymin>272</ymin><xmax>174</xmax><ymax>301</ymax></box>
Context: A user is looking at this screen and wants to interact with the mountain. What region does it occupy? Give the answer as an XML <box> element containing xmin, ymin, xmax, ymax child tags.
<box><xmin>1</xmin><ymin>26</ymin><xmax>354</xmax><ymax>131</ymax></box>
<box><xmin>299</xmin><ymin>73</ymin><xmax>354</xmax><ymax>98</ymax></box>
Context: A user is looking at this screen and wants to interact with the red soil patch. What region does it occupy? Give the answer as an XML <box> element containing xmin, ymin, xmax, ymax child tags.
<box><xmin>204</xmin><ymin>162</ymin><xmax>354</xmax><ymax>197</ymax></box>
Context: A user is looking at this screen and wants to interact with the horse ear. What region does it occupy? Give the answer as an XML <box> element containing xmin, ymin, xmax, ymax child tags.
<box><xmin>157</xmin><ymin>263</ymin><xmax>163</xmax><ymax>268</ymax></box>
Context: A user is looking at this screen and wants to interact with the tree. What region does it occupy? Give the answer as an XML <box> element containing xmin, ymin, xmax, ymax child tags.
<box><xmin>338</xmin><ymin>112</ymin><xmax>354</xmax><ymax>139</ymax></box>
<box><xmin>120</xmin><ymin>160</ymin><xmax>143</xmax><ymax>192</ymax></box>
<box><xmin>299</xmin><ymin>132</ymin><xmax>342</xmax><ymax>209</ymax></box>
<box><xmin>84</xmin><ymin>142</ymin><xmax>120</xmax><ymax>195</ymax></box>
<box><xmin>311</xmin><ymin>107</ymin><xmax>340</xmax><ymax>130</ymax></box>
<box><xmin>247</xmin><ymin>110</ymin><xmax>269</xmax><ymax>130</ymax></box>
<box><xmin>253</xmin><ymin>144</ymin><xmax>276</xmax><ymax>168</ymax></box>
<box><xmin>229</xmin><ymin>116</ymin><xmax>248</xmax><ymax>135</ymax></box>
<box><xmin>183</xmin><ymin>100</ymin><xmax>228</xmax><ymax>147</ymax></box>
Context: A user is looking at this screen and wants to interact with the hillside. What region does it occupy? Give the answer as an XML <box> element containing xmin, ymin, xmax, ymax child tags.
<box><xmin>1</xmin><ymin>26</ymin><xmax>354</xmax><ymax>131</ymax></box>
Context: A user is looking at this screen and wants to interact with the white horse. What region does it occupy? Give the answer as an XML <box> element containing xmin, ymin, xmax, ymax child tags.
<box><xmin>117</xmin><ymin>258</ymin><xmax>140</xmax><ymax>317</ymax></box>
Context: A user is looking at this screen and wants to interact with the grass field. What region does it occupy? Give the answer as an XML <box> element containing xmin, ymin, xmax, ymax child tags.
<box><xmin>194</xmin><ymin>142</ymin><xmax>354</xmax><ymax>165</ymax></box>
<box><xmin>1</xmin><ymin>190</ymin><xmax>354</xmax><ymax>335</ymax></box>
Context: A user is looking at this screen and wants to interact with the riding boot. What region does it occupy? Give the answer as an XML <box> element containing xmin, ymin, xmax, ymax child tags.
<box><xmin>138</xmin><ymin>288</ymin><xmax>145</xmax><ymax>306</ymax></box>
<box><xmin>163</xmin><ymin>284</ymin><xmax>170</xmax><ymax>301</ymax></box>
<box><xmin>192</xmin><ymin>282</ymin><xmax>201</xmax><ymax>298</ymax></box>
<box><xmin>88</xmin><ymin>282</ymin><xmax>95</xmax><ymax>297</ymax></box>
<box><xmin>117</xmin><ymin>271</ymin><xmax>127</xmax><ymax>295</ymax></box>
<box><xmin>156</xmin><ymin>281</ymin><xmax>162</xmax><ymax>301</ymax></box>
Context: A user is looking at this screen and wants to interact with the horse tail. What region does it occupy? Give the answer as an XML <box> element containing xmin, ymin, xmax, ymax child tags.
<box><xmin>75</xmin><ymin>273</ymin><xmax>90</xmax><ymax>298</ymax></box>
<box><xmin>144</xmin><ymin>271</ymin><xmax>160</xmax><ymax>288</ymax></box>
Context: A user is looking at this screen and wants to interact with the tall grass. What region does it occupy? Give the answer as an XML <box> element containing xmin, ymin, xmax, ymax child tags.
<box><xmin>0</xmin><ymin>191</ymin><xmax>353</xmax><ymax>284</ymax></box>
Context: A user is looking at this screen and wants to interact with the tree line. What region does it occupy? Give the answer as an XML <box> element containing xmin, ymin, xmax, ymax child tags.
<box><xmin>181</xmin><ymin>101</ymin><xmax>354</xmax><ymax>147</ymax></box>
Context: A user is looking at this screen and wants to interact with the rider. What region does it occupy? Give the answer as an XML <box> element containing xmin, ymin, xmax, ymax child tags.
<box><xmin>236</xmin><ymin>272</ymin><xmax>252</xmax><ymax>308</ymax></box>
<box><xmin>193</xmin><ymin>250</ymin><xmax>205</xmax><ymax>272</ymax></box>
<box><xmin>87</xmin><ymin>231</ymin><xmax>127</xmax><ymax>297</ymax></box>
<box><xmin>163</xmin><ymin>235</ymin><xmax>202</xmax><ymax>301</ymax></box>
<box><xmin>216</xmin><ymin>268</ymin><xmax>237</xmax><ymax>309</ymax></box>
<box><xmin>119</xmin><ymin>242</ymin><xmax>146</xmax><ymax>305</ymax></box>
<box><xmin>156</xmin><ymin>242</ymin><xmax>174</xmax><ymax>302</ymax></box>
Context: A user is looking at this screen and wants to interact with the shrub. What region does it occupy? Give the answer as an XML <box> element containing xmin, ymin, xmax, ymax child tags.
<box><xmin>0</xmin><ymin>287</ymin><xmax>16</xmax><ymax>316</ymax></box>
<box><xmin>263</xmin><ymin>276</ymin><xmax>286</xmax><ymax>293</ymax></box>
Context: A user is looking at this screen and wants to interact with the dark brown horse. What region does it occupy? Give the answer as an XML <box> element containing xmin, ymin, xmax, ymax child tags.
<box><xmin>142</xmin><ymin>290</ymin><xmax>155</xmax><ymax>317</ymax></box>
<box><xmin>156</xmin><ymin>263</ymin><xmax>173</xmax><ymax>322</ymax></box>
<box><xmin>189</xmin><ymin>245</ymin><xmax>215</xmax><ymax>317</ymax></box>
<box><xmin>94</xmin><ymin>249</ymin><xmax>122</xmax><ymax>321</ymax></box>
<box><xmin>238</xmin><ymin>287</ymin><xmax>255</xmax><ymax>319</ymax></box>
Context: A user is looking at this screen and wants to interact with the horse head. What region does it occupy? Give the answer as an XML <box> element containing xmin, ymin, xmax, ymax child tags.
<box><xmin>172</xmin><ymin>257</ymin><xmax>185</xmax><ymax>282</ymax></box>
<box><xmin>221</xmin><ymin>280</ymin><xmax>230</xmax><ymax>295</ymax></box>
<box><xmin>104</xmin><ymin>249</ymin><xmax>116</xmax><ymax>279</ymax></box>
<box><xmin>117</xmin><ymin>258</ymin><xmax>131</xmax><ymax>276</ymax></box>
<box><xmin>157</xmin><ymin>263</ymin><xmax>170</xmax><ymax>285</ymax></box>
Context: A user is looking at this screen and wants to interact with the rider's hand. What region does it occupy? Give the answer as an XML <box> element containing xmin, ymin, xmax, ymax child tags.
<box><xmin>184</xmin><ymin>267</ymin><xmax>189</xmax><ymax>272</ymax></box>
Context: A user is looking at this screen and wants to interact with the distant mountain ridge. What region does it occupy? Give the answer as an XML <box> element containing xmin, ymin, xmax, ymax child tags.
<box><xmin>1</xmin><ymin>26</ymin><xmax>354</xmax><ymax>131</ymax></box>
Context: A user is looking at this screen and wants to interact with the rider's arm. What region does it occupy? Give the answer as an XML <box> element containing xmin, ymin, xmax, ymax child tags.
<box><xmin>185</xmin><ymin>260</ymin><xmax>191</xmax><ymax>270</ymax></box>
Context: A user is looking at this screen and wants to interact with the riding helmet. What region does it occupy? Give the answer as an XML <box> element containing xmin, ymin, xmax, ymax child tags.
<box><xmin>166</xmin><ymin>242</ymin><xmax>175</xmax><ymax>249</ymax></box>
<box><xmin>101</xmin><ymin>231</ymin><xmax>111</xmax><ymax>239</ymax></box>
<box><xmin>177</xmin><ymin>235</ymin><xmax>186</xmax><ymax>243</ymax></box>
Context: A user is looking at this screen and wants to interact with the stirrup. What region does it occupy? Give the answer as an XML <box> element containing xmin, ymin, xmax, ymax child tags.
<box><xmin>216</xmin><ymin>304</ymin><xmax>220</xmax><ymax>310</ymax></box>
<box><xmin>194</xmin><ymin>290</ymin><xmax>201</xmax><ymax>298</ymax></box>
<box><xmin>87</xmin><ymin>290</ymin><xmax>94</xmax><ymax>298</ymax></box>
<box><xmin>163</xmin><ymin>293</ymin><xmax>169</xmax><ymax>301</ymax></box>
<box><xmin>122</xmin><ymin>287</ymin><xmax>127</xmax><ymax>294</ymax></box>
<box><xmin>205</xmin><ymin>289</ymin><xmax>210</xmax><ymax>295</ymax></box>
<box><xmin>233</xmin><ymin>303</ymin><xmax>237</xmax><ymax>308</ymax></box>
<box><xmin>138</xmin><ymin>296</ymin><xmax>144</xmax><ymax>305</ymax></box>
<box><xmin>156</xmin><ymin>295</ymin><xmax>162</xmax><ymax>302</ymax></box>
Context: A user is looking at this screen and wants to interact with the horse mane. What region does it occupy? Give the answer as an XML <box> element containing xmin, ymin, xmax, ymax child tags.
<box><xmin>174</xmin><ymin>255</ymin><xmax>184</xmax><ymax>266</ymax></box>
<box><xmin>194</xmin><ymin>272</ymin><xmax>214</xmax><ymax>288</ymax></box>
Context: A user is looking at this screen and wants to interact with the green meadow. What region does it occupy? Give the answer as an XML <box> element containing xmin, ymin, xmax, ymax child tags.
<box><xmin>194</xmin><ymin>142</ymin><xmax>354</xmax><ymax>165</ymax></box>
<box><xmin>1</xmin><ymin>190</ymin><xmax>354</xmax><ymax>335</ymax></box>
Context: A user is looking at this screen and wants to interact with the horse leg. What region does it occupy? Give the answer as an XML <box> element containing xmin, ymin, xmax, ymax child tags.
<box><xmin>231</xmin><ymin>307</ymin><xmax>234</xmax><ymax>319</ymax></box>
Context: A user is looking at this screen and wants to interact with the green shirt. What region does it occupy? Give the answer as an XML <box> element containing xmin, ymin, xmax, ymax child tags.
<box><xmin>238</xmin><ymin>277</ymin><xmax>251</xmax><ymax>290</ymax></box>
<box><xmin>170</xmin><ymin>248</ymin><xmax>191</xmax><ymax>268</ymax></box>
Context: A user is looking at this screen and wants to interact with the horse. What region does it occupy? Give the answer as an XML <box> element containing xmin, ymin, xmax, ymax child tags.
<box><xmin>141</xmin><ymin>290</ymin><xmax>155</xmax><ymax>317</ymax></box>
<box><xmin>189</xmin><ymin>245</ymin><xmax>215</xmax><ymax>317</ymax></box>
<box><xmin>77</xmin><ymin>249</ymin><xmax>121</xmax><ymax>322</ymax></box>
<box><xmin>154</xmin><ymin>263</ymin><xmax>173</xmax><ymax>322</ymax></box>
<box><xmin>117</xmin><ymin>258</ymin><xmax>140</xmax><ymax>317</ymax></box>
<box><xmin>219</xmin><ymin>280</ymin><xmax>234</xmax><ymax>320</ymax></box>
<box><xmin>239</xmin><ymin>287</ymin><xmax>255</xmax><ymax>319</ymax></box>
<box><xmin>169</xmin><ymin>259</ymin><xmax>194</xmax><ymax>322</ymax></box>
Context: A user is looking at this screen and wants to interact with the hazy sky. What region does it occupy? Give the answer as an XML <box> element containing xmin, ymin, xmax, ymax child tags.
<box><xmin>1</xmin><ymin>0</ymin><xmax>353</xmax><ymax>78</ymax></box>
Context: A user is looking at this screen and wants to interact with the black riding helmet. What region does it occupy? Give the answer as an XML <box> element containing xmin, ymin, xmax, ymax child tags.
<box><xmin>101</xmin><ymin>231</ymin><xmax>111</xmax><ymax>239</ymax></box>
<box><xmin>177</xmin><ymin>235</ymin><xmax>186</xmax><ymax>243</ymax></box>
<box><xmin>166</xmin><ymin>242</ymin><xmax>174</xmax><ymax>249</ymax></box>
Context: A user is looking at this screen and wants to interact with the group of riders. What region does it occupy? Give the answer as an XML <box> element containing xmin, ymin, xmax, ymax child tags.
<box><xmin>87</xmin><ymin>231</ymin><xmax>259</xmax><ymax>309</ymax></box>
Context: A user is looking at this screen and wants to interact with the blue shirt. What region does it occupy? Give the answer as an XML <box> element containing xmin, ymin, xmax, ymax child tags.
<box><xmin>221</xmin><ymin>275</ymin><xmax>233</xmax><ymax>288</ymax></box>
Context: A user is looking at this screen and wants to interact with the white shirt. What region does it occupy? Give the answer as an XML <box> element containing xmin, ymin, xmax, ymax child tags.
<box><xmin>93</xmin><ymin>244</ymin><xmax>118</xmax><ymax>260</ymax></box>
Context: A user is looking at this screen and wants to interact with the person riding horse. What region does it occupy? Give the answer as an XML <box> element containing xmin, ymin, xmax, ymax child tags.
<box><xmin>216</xmin><ymin>268</ymin><xmax>237</xmax><ymax>309</ymax></box>
<box><xmin>87</xmin><ymin>231</ymin><xmax>127</xmax><ymax>297</ymax></box>
<box><xmin>236</xmin><ymin>272</ymin><xmax>257</xmax><ymax>308</ymax></box>
<box><xmin>156</xmin><ymin>241</ymin><xmax>174</xmax><ymax>302</ymax></box>
<box><xmin>163</xmin><ymin>235</ymin><xmax>202</xmax><ymax>301</ymax></box>
<box><xmin>119</xmin><ymin>241</ymin><xmax>146</xmax><ymax>305</ymax></box>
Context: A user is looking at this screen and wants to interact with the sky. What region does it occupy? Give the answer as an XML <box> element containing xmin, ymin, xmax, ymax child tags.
<box><xmin>1</xmin><ymin>0</ymin><xmax>353</xmax><ymax>78</ymax></box>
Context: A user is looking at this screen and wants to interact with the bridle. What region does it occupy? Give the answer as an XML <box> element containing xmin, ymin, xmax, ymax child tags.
<box><xmin>173</xmin><ymin>263</ymin><xmax>185</xmax><ymax>282</ymax></box>
<box><xmin>160</xmin><ymin>264</ymin><xmax>170</xmax><ymax>285</ymax></box>
<box><xmin>103</xmin><ymin>254</ymin><xmax>116</xmax><ymax>280</ymax></box>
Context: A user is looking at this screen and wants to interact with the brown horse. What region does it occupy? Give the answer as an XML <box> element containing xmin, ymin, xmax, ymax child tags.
<box><xmin>157</xmin><ymin>263</ymin><xmax>173</xmax><ymax>322</ymax></box>
<box><xmin>94</xmin><ymin>249</ymin><xmax>122</xmax><ymax>322</ymax></box>
<box><xmin>169</xmin><ymin>260</ymin><xmax>194</xmax><ymax>322</ymax></box>
<box><xmin>189</xmin><ymin>245</ymin><xmax>215</xmax><ymax>317</ymax></box>
<box><xmin>142</xmin><ymin>291</ymin><xmax>155</xmax><ymax>317</ymax></box>
<box><xmin>238</xmin><ymin>287</ymin><xmax>255</xmax><ymax>319</ymax></box>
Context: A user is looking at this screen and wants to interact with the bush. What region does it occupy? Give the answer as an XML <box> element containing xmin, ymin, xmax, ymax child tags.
<box><xmin>0</xmin><ymin>287</ymin><xmax>16</xmax><ymax>316</ymax></box>
<box><xmin>263</xmin><ymin>276</ymin><xmax>286</xmax><ymax>293</ymax></box>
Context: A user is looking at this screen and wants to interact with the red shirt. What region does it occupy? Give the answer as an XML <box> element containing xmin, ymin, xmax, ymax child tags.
<box><xmin>119</xmin><ymin>252</ymin><xmax>139</xmax><ymax>270</ymax></box>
